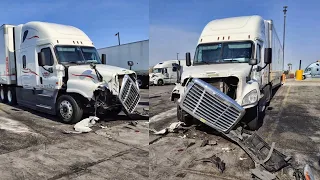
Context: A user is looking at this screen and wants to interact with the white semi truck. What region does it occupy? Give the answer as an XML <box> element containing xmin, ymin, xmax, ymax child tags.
<box><xmin>0</xmin><ymin>22</ymin><xmax>140</xmax><ymax>124</ymax></box>
<box><xmin>171</xmin><ymin>15</ymin><xmax>284</xmax><ymax>131</ymax></box>
<box><xmin>97</xmin><ymin>40</ymin><xmax>149</xmax><ymax>89</ymax></box>
<box><xmin>149</xmin><ymin>60</ymin><xmax>186</xmax><ymax>85</ymax></box>
<box><xmin>303</xmin><ymin>60</ymin><xmax>320</xmax><ymax>79</ymax></box>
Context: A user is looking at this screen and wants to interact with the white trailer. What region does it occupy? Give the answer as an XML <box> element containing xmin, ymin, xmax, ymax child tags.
<box><xmin>97</xmin><ymin>40</ymin><xmax>149</xmax><ymax>88</ymax></box>
<box><xmin>0</xmin><ymin>22</ymin><xmax>140</xmax><ymax>124</ymax></box>
<box><xmin>171</xmin><ymin>15</ymin><xmax>284</xmax><ymax>131</ymax></box>
<box><xmin>149</xmin><ymin>60</ymin><xmax>186</xmax><ymax>85</ymax></box>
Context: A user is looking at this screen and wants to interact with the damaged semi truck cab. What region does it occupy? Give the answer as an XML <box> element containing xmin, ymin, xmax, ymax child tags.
<box><xmin>0</xmin><ymin>22</ymin><xmax>140</xmax><ymax>123</ymax></box>
<box><xmin>171</xmin><ymin>16</ymin><xmax>283</xmax><ymax>131</ymax></box>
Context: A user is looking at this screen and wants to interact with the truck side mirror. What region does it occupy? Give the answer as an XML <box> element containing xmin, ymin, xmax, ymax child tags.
<box><xmin>101</xmin><ymin>54</ymin><xmax>106</xmax><ymax>64</ymax></box>
<box><xmin>264</xmin><ymin>48</ymin><xmax>272</xmax><ymax>64</ymax></box>
<box><xmin>186</xmin><ymin>52</ymin><xmax>191</xmax><ymax>66</ymax></box>
<box><xmin>249</xmin><ymin>59</ymin><xmax>257</xmax><ymax>65</ymax></box>
<box><xmin>127</xmin><ymin>61</ymin><xmax>134</xmax><ymax>70</ymax></box>
<box><xmin>37</xmin><ymin>52</ymin><xmax>46</xmax><ymax>66</ymax></box>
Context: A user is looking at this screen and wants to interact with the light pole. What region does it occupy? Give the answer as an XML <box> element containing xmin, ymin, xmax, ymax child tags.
<box><xmin>176</xmin><ymin>53</ymin><xmax>179</xmax><ymax>60</ymax></box>
<box><xmin>115</xmin><ymin>32</ymin><xmax>120</xmax><ymax>45</ymax></box>
<box><xmin>283</xmin><ymin>6</ymin><xmax>288</xmax><ymax>71</ymax></box>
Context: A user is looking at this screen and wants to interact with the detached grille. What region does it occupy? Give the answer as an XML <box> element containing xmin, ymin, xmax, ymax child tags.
<box><xmin>119</xmin><ymin>74</ymin><xmax>140</xmax><ymax>113</ymax></box>
<box><xmin>180</xmin><ymin>78</ymin><xmax>245</xmax><ymax>133</ymax></box>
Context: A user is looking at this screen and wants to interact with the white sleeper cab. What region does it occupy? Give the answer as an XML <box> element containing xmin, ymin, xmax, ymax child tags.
<box><xmin>150</xmin><ymin>60</ymin><xmax>186</xmax><ymax>85</ymax></box>
<box><xmin>171</xmin><ymin>15</ymin><xmax>284</xmax><ymax>131</ymax></box>
<box><xmin>0</xmin><ymin>22</ymin><xmax>140</xmax><ymax>123</ymax></box>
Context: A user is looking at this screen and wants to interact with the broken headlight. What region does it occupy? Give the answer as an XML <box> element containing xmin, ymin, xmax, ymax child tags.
<box><xmin>242</xmin><ymin>89</ymin><xmax>258</xmax><ymax>106</ymax></box>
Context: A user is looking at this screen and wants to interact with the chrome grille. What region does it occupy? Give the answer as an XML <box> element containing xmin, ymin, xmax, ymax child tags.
<box><xmin>119</xmin><ymin>74</ymin><xmax>140</xmax><ymax>114</ymax></box>
<box><xmin>180</xmin><ymin>78</ymin><xmax>245</xmax><ymax>133</ymax></box>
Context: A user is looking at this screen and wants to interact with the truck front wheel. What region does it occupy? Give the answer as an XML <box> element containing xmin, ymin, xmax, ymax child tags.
<box><xmin>177</xmin><ymin>104</ymin><xmax>196</xmax><ymax>126</ymax></box>
<box><xmin>244</xmin><ymin>105</ymin><xmax>263</xmax><ymax>131</ymax></box>
<box><xmin>57</xmin><ymin>95</ymin><xmax>83</xmax><ymax>124</ymax></box>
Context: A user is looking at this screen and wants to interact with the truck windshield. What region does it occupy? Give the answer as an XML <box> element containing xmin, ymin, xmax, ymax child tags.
<box><xmin>194</xmin><ymin>41</ymin><xmax>253</xmax><ymax>64</ymax></box>
<box><xmin>153</xmin><ymin>68</ymin><xmax>164</xmax><ymax>73</ymax></box>
<box><xmin>55</xmin><ymin>46</ymin><xmax>101</xmax><ymax>64</ymax></box>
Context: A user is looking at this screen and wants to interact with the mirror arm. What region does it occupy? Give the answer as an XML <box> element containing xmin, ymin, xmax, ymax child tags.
<box><xmin>257</xmin><ymin>63</ymin><xmax>268</xmax><ymax>72</ymax></box>
<box><xmin>246</xmin><ymin>65</ymin><xmax>254</xmax><ymax>82</ymax></box>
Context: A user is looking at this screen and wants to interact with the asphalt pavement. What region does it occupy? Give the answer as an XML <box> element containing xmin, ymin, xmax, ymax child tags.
<box><xmin>0</xmin><ymin>89</ymin><xmax>149</xmax><ymax>180</ymax></box>
<box><xmin>149</xmin><ymin>79</ymin><xmax>320</xmax><ymax>180</ymax></box>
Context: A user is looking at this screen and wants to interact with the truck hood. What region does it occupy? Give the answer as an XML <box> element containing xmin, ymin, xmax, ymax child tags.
<box><xmin>181</xmin><ymin>63</ymin><xmax>251</xmax><ymax>81</ymax></box>
<box><xmin>68</xmin><ymin>64</ymin><xmax>136</xmax><ymax>82</ymax></box>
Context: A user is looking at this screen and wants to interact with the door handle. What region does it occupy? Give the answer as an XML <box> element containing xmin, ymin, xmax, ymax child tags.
<box><xmin>40</xmin><ymin>77</ymin><xmax>43</xmax><ymax>84</ymax></box>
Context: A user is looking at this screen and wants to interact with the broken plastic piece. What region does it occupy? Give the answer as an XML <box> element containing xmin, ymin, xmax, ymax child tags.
<box><xmin>153</xmin><ymin>121</ymin><xmax>185</xmax><ymax>135</ymax></box>
<box><xmin>250</xmin><ymin>168</ymin><xmax>276</xmax><ymax>180</ymax></box>
<box><xmin>199</xmin><ymin>155</ymin><xmax>226</xmax><ymax>173</ymax></box>
<box><xmin>74</xmin><ymin>116</ymin><xmax>99</xmax><ymax>133</ymax></box>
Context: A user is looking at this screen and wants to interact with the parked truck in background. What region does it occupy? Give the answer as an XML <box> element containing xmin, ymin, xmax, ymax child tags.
<box><xmin>149</xmin><ymin>60</ymin><xmax>186</xmax><ymax>85</ymax></box>
<box><xmin>303</xmin><ymin>60</ymin><xmax>320</xmax><ymax>79</ymax></box>
<box><xmin>97</xmin><ymin>40</ymin><xmax>149</xmax><ymax>89</ymax></box>
<box><xmin>0</xmin><ymin>22</ymin><xmax>140</xmax><ymax>124</ymax></box>
<box><xmin>171</xmin><ymin>15</ymin><xmax>284</xmax><ymax>131</ymax></box>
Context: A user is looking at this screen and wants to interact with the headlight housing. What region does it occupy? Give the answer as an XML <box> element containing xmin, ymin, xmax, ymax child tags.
<box><xmin>242</xmin><ymin>89</ymin><xmax>258</xmax><ymax>106</ymax></box>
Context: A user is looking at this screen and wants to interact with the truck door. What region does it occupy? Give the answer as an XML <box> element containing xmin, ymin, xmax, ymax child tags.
<box><xmin>36</xmin><ymin>45</ymin><xmax>58</xmax><ymax>110</ymax></box>
<box><xmin>256</xmin><ymin>44</ymin><xmax>266</xmax><ymax>87</ymax></box>
<box><xmin>171</xmin><ymin>64</ymin><xmax>178</xmax><ymax>83</ymax></box>
<box><xmin>163</xmin><ymin>68</ymin><xmax>170</xmax><ymax>84</ymax></box>
<box><xmin>19</xmin><ymin>47</ymin><xmax>39</xmax><ymax>106</ymax></box>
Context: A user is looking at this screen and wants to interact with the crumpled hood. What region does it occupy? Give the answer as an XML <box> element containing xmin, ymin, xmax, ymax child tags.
<box><xmin>181</xmin><ymin>63</ymin><xmax>251</xmax><ymax>81</ymax></box>
<box><xmin>68</xmin><ymin>64</ymin><xmax>136</xmax><ymax>82</ymax></box>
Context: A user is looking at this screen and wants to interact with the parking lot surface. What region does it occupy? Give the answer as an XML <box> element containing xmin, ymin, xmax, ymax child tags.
<box><xmin>0</xmin><ymin>89</ymin><xmax>149</xmax><ymax>180</ymax></box>
<box><xmin>149</xmin><ymin>80</ymin><xmax>320</xmax><ymax>180</ymax></box>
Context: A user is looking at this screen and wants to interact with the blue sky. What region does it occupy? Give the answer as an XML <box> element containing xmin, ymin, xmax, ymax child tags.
<box><xmin>0</xmin><ymin>0</ymin><xmax>148</xmax><ymax>49</ymax></box>
<box><xmin>150</xmin><ymin>0</ymin><xmax>320</xmax><ymax>70</ymax></box>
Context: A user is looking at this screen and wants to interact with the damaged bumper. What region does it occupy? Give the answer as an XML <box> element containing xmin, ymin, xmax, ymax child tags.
<box><xmin>179</xmin><ymin>78</ymin><xmax>245</xmax><ymax>133</ymax></box>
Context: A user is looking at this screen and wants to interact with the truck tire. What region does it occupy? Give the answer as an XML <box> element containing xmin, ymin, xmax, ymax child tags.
<box><xmin>245</xmin><ymin>105</ymin><xmax>263</xmax><ymax>131</ymax></box>
<box><xmin>137</xmin><ymin>78</ymin><xmax>143</xmax><ymax>88</ymax></box>
<box><xmin>7</xmin><ymin>87</ymin><xmax>17</xmax><ymax>105</ymax></box>
<box><xmin>56</xmin><ymin>95</ymin><xmax>83</xmax><ymax>124</ymax></box>
<box><xmin>157</xmin><ymin>79</ymin><xmax>164</xmax><ymax>86</ymax></box>
<box><xmin>177</xmin><ymin>104</ymin><xmax>195</xmax><ymax>126</ymax></box>
<box><xmin>0</xmin><ymin>86</ymin><xmax>7</xmax><ymax>103</ymax></box>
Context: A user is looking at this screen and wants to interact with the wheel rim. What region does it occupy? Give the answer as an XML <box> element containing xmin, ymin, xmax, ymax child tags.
<box><xmin>137</xmin><ymin>79</ymin><xmax>142</xmax><ymax>87</ymax></box>
<box><xmin>0</xmin><ymin>89</ymin><xmax>4</xmax><ymax>100</ymax></box>
<box><xmin>59</xmin><ymin>100</ymin><xmax>73</xmax><ymax>120</ymax></box>
<box><xmin>7</xmin><ymin>90</ymin><xmax>12</xmax><ymax>102</ymax></box>
<box><xmin>159</xmin><ymin>80</ymin><xmax>163</xmax><ymax>85</ymax></box>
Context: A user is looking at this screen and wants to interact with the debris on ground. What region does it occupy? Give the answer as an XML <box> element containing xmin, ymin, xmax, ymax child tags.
<box><xmin>178</xmin><ymin>135</ymin><xmax>186</xmax><ymax>139</ymax></box>
<box><xmin>250</xmin><ymin>167</ymin><xmax>276</xmax><ymax>180</ymax></box>
<box><xmin>239</xmin><ymin>157</ymin><xmax>247</xmax><ymax>161</ymax></box>
<box><xmin>197</xmin><ymin>155</ymin><xmax>226</xmax><ymax>173</ymax></box>
<box><xmin>100</xmin><ymin>125</ymin><xmax>108</xmax><ymax>129</ymax></box>
<box><xmin>74</xmin><ymin>116</ymin><xmax>99</xmax><ymax>133</ymax></box>
<box><xmin>175</xmin><ymin>172</ymin><xmax>187</xmax><ymax>178</ymax></box>
<box><xmin>200</xmin><ymin>139</ymin><xmax>209</xmax><ymax>147</ymax></box>
<box><xmin>128</xmin><ymin>121</ymin><xmax>138</xmax><ymax>127</ymax></box>
<box><xmin>153</xmin><ymin>121</ymin><xmax>185</xmax><ymax>135</ymax></box>
<box><xmin>186</xmin><ymin>142</ymin><xmax>196</xmax><ymax>148</ymax></box>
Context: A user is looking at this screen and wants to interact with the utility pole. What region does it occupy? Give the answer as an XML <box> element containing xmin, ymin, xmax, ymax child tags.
<box><xmin>115</xmin><ymin>32</ymin><xmax>120</xmax><ymax>45</ymax></box>
<box><xmin>283</xmin><ymin>6</ymin><xmax>288</xmax><ymax>71</ymax></box>
<box><xmin>176</xmin><ymin>53</ymin><xmax>179</xmax><ymax>60</ymax></box>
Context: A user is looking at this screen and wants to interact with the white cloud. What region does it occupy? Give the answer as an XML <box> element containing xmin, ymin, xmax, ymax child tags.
<box><xmin>149</xmin><ymin>25</ymin><xmax>199</xmax><ymax>66</ymax></box>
